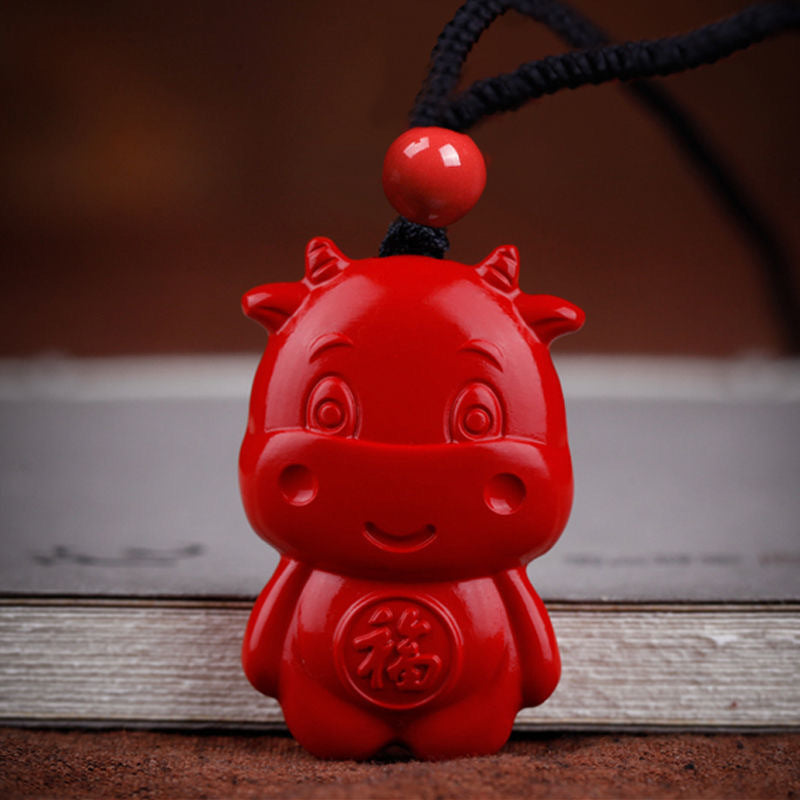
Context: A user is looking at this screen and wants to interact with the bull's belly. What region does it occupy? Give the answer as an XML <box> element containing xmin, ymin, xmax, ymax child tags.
<box><xmin>281</xmin><ymin>569</ymin><xmax>517</xmax><ymax>714</ymax></box>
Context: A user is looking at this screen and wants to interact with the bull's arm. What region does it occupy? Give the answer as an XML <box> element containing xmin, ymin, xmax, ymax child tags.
<box><xmin>241</xmin><ymin>556</ymin><xmax>311</xmax><ymax>698</ymax></box>
<box><xmin>493</xmin><ymin>567</ymin><xmax>561</xmax><ymax>708</ymax></box>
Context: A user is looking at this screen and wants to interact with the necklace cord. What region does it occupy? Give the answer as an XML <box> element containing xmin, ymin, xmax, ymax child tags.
<box><xmin>382</xmin><ymin>0</ymin><xmax>800</xmax><ymax>351</ymax></box>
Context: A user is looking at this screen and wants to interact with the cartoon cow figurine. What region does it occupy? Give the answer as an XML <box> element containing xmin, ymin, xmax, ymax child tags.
<box><xmin>239</xmin><ymin>227</ymin><xmax>584</xmax><ymax>759</ymax></box>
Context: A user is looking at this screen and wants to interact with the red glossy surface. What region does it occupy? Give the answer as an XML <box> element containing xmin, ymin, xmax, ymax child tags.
<box><xmin>382</xmin><ymin>127</ymin><xmax>487</xmax><ymax>227</ymax></box>
<box><xmin>240</xmin><ymin>237</ymin><xmax>583</xmax><ymax>760</ymax></box>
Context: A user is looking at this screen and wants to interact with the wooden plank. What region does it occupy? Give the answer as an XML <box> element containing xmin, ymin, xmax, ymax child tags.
<box><xmin>1</xmin><ymin>601</ymin><xmax>797</xmax><ymax>728</ymax></box>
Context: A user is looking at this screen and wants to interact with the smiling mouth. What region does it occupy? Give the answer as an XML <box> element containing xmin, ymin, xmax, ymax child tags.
<box><xmin>363</xmin><ymin>522</ymin><xmax>438</xmax><ymax>553</ymax></box>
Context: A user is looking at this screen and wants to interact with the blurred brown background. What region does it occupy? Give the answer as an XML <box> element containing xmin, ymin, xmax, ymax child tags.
<box><xmin>1</xmin><ymin>0</ymin><xmax>798</xmax><ymax>356</ymax></box>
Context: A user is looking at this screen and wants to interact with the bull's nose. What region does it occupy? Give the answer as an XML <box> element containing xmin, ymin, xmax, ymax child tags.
<box><xmin>278</xmin><ymin>464</ymin><xmax>318</xmax><ymax>506</ymax></box>
<box><xmin>484</xmin><ymin>473</ymin><xmax>526</xmax><ymax>515</ymax></box>
<box><xmin>363</xmin><ymin>522</ymin><xmax>437</xmax><ymax>553</ymax></box>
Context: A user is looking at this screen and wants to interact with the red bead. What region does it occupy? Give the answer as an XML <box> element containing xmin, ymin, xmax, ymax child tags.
<box><xmin>382</xmin><ymin>127</ymin><xmax>487</xmax><ymax>227</ymax></box>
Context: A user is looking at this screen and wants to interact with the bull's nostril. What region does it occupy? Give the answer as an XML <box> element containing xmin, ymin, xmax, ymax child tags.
<box><xmin>484</xmin><ymin>473</ymin><xmax>526</xmax><ymax>515</ymax></box>
<box><xmin>278</xmin><ymin>464</ymin><xmax>318</xmax><ymax>506</ymax></box>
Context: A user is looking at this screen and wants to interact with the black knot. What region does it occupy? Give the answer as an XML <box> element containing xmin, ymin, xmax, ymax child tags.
<box><xmin>379</xmin><ymin>217</ymin><xmax>450</xmax><ymax>259</ymax></box>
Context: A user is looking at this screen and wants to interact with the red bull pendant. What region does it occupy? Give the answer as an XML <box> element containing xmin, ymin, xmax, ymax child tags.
<box><xmin>239</xmin><ymin>126</ymin><xmax>583</xmax><ymax>759</ymax></box>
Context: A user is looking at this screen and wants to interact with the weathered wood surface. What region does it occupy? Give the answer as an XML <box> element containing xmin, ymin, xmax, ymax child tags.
<box><xmin>1</xmin><ymin>601</ymin><xmax>797</xmax><ymax>728</ymax></box>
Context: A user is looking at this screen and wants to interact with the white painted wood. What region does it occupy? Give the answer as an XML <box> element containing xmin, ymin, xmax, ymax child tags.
<box><xmin>2</xmin><ymin>357</ymin><xmax>799</xmax><ymax>602</ymax></box>
<box><xmin>1</xmin><ymin>602</ymin><xmax>797</xmax><ymax>728</ymax></box>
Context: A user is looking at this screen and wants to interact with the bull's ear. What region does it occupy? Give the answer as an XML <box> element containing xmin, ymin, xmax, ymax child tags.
<box><xmin>305</xmin><ymin>237</ymin><xmax>351</xmax><ymax>284</ymax></box>
<box><xmin>242</xmin><ymin>282</ymin><xmax>309</xmax><ymax>333</ymax></box>
<box><xmin>516</xmin><ymin>294</ymin><xmax>585</xmax><ymax>345</ymax></box>
<box><xmin>475</xmin><ymin>245</ymin><xmax>519</xmax><ymax>292</ymax></box>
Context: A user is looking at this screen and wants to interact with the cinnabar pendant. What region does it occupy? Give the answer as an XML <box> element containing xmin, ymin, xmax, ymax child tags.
<box><xmin>239</xmin><ymin>129</ymin><xmax>584</xmax><ymax>760</ymax></box>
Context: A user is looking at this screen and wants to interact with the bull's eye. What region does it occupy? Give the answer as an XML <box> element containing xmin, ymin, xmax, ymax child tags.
<box><xmin>450</xmin><ymin>382</ymin><xmax>503</xmax><ymax>442</ymax></box>
<box><xmin>316</xmin><ymin>400</ymin><xmax>343</xmax><ymax>429</ymax></box>
<box><xmin>307</xmin><ymin>376</ymin><xmax>357</xmax><ymax>436</ymax></box>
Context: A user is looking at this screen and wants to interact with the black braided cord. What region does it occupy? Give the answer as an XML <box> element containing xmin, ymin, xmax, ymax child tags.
<box><xmin>379</xmin><ymin>217</ymin><xmax>450</xmax><ymax>258</ymax></box>
<box><xmin>381</xmin><ymin>0</ymin><xmax>800</xmax><ymax>349</ymax></box>
<box><xmin>440</xmin><ymin>2</ymin><xmax>800</xmax><ymax>130</ymax></box>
